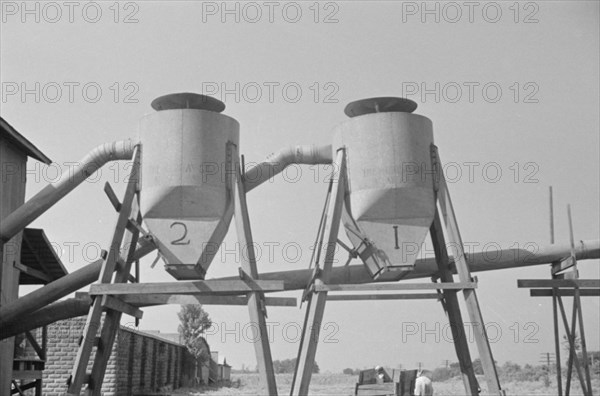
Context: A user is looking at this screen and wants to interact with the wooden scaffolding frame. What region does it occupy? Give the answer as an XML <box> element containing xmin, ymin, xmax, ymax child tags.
<box><xmin>518</xmin><ymin>191</ymin><xmax>598</xmax><ymax>396</ymax></box>
<box><xmin>290</xmin><ymin>146</ymin><xmax>504</xmax><ymax>396</ymax></box>
<box><xmin>66</xmin><ymin>144</ymin><xmax>282</xmax><ymax>395</ymax></box>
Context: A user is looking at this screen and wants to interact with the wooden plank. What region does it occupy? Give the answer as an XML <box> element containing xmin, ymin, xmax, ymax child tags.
<box><xmin>103</xmin><ymin>182</ymin><xmax>121</xmax><ymax>212</ymax></box>
<box><xmin>291</xmin><ymin>149</ymin><xmax>346</xmax><ymax>396</ymax></box>
<box><xmin>575</xmin><ymin>286</ymin><xmax>594</xmax><ymax>395</ymax></box>
<box><xmin>552</xmin><ymin>288</ymin><xmax>563</xmax><ymax>396</ymax></box>
<box><xmin>357</xmin><ymin>383</ymin><xmax>396</xmax><ymax>390</ymax></box>
<box><xmin>67</xmin><ymin>147</ymin><xmax>141</xmax><ymax>396</ymax></box>
<box><xmin>234</xmin><ymin>144</ymin><xmax>278</xmax><ymax>396</ymax></box>
<box><xmin>315</xmin><ymin>282</ymin><xmax>476</xmax><ymax>292</ymax></box>
<box><xmin>0</xmin><ymin>145</ymin><xmax>26</xmax><ymax>395</ymax></box>
<box><xmin>13</xmin><ymin>262</ymin><xmax>52</xmax><ymax>283</ymax></box>
<box><xmin>89</xmin><ymin>201</ymin><xmax>143</xmax><ymax>396</ymax></box>
<box><xmin>89</xmin><ymin>280</ymin><xmax>284</xmax><ymax>295</ymax></box>
<box><xmin>552</xmin><ymin>256</ymin><xmax>575</xmax><ymax>275</ymax></box>
<box><xmin>518</xmin><ymin>279</ymin><xmax>600</xmax><ymax>288</ymax></box>
<box><xmin>21</xmin><ymin>231</ymin><xmax>54</xmax><ymax>281</ymax></box>
<box><xmin>24</xmin><ymin>331</ymin><xmax>44</xmax><ymax>360</ymax></box>
<box><xmin>10</xmin><ymin>379</ymin><xmax>39</xmax><ymax>393</ymax></box>
<box><xmin>327</xmin><ymin>293</ymin><xmax>439</xmax><ymax>301</ymax></box>
<box><xmin>436</xmin><ymin>146</ymin><xmax>502</xmax><ymax>395</ymax></box>
<box><xmin>101</xmin><ymin>295</ymin><xmax>143</xmax><ymax>319</ymax></box>
<box><xmin>11</xmin><ymin>371</ymin><xmax>43</xmax><ymax>380</ymax></box>
<box><xmin>430</xmin><ymin>209</ymin><xmax>480</xmax><ymax>395</ymax></box>
<box><xmin>120</xmin><ymin>294</ymin><xmax>297</xmax><ymax>307</ymax></box>
<box><xmin>557</xmin><ymin>295</ymin><xmax>587</xmax><ymax>394</ymax></box>
<box><xmin>531</xmin><ymin>289</ymin><xmax>600</xmax><ymax>297</ymax></box>
<box><xmin>356</xmin><ymin>387</ymin><xmax>397</xmax><ymax>396</ymax></box>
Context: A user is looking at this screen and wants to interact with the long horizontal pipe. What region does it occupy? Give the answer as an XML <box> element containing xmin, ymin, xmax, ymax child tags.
<box><xmin>1</xmin><ymin>239</ymin><xmax>597</xmax><ymax>339</ymax></box>
<box><xmin>243</xmin><ymin>144</ymin><xmax>332</xmax><ymax>192</ymax></box>
<box><xmin>219</xmin><ymin>239</ymin><xmax>600</xmax><ymax>290</ymax></box>
<box><xmin>0</xmin><ymin>238</ymin><xmax>155</xmax><ymax>325</ymax></box>
<box><xmin>0</xmin><ymin>140</ymin><xmax>136</xmax><ymax>242</ymax></box>
<box><xmin>0</xmin><ymin>298</ymin><xmax>90</xmax><ymax>340</ymax></box>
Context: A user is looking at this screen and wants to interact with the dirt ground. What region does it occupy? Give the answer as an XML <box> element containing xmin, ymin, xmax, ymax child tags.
<box><xmin>173</xmin><ymin>373</ymin><xmax>599</xmax><ymax>395</ymax></box>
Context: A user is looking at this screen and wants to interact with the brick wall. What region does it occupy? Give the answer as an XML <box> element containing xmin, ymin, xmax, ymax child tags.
<box><xmin>41</xmin><ymin>316</ymin><xmax>196</xmax><ymax>395</ymax></box>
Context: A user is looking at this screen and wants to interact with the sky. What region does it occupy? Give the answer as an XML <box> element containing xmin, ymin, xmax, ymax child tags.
<box><xmin>1</xmin><ymin>0</ymin><xmax>599</xmax><ymax>374</ymax></box>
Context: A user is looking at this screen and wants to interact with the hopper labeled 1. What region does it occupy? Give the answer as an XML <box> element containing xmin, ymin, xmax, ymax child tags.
<box><xmin>333</xmin><ymin>97</ymin><xmax>436</xmax><ymax>278</ymax></box>
<box><xmin>139</xmin><ymin>93</ymin><xmax>239</xmax><ymax>279</ymax></box>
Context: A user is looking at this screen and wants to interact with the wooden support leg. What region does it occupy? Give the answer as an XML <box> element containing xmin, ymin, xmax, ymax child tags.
<box><xmin>574</xmin><ymin>287</ymin><xmax>593</xmax><ymax>396</ymax></box>
<box><xmin>552</xmin><ymin>289</ymin><xmax>563</xmax><ymax>396</ymax></box>
<box><xmin>234</xmin><ymin>153</ymin><xmax>277</xmax><ymax>396</ymax></box>
<box><xmin>88</xmin><ymin>210</ymin><xmax>142</xmax><ymax>396</ymax></box>
<box><xmin>430</xmin><ymin>211</ymin><xmax>480</xmax><ymax>395</ymax></box>
<box><xmin>291</xmin><ymin>150</ymin><xmax>346</xmax><ymax>396</ymax></box>
<box><xmin>435</xmin><ymin>146</ymin><xmax>502</xmax><ymax>395</ymax></box>
<box><xmin>67</xmin><ymin>147</ymin><xmax>141</xmax><ymax>396</ymax></box>
<box><xmin>557</xmin><ymin>295</ymin><xmax>587</xmax><ymax>396</ymax></box>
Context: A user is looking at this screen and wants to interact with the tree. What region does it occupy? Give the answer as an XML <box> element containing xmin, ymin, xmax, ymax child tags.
<box><xmin>472</xmin><ymin>358</ymin><xmax>483</xmax><ymax>375</ymax></box>
<box><xmin>562</xmin><ymin>333</ymin><xmax>581</xmax><ymax>355</ymax></box>
<box><xmin>272</xmin><ymin>358</ymin><xmax>319</xmax><ymax>374</ymax></box>
<box><xmin>177</xmin><ymin>304</ymin><xmax>212</xmax><ymax>365</ymax></box>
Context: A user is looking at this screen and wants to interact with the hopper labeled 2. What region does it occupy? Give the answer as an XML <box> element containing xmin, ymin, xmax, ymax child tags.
<box><xmin>139</xmin><ymin>93</ymin><xmax>239</xmax><ymax>279</ymax></box>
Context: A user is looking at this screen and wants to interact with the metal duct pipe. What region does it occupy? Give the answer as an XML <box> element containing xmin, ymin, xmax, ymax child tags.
<box><xmin>0</xmin><ymin>237</ymin><xmax>155</xmax><ymax>326</ymax></box>
<box><xmin>218</xmin><ymin>239</ymin><xmax>600</xmax><ymax>290</ymax></box>
<box><xmin>0</xmin><ymin>240</ymin><xmax>596</xmax><ymax>339</ymax></box>
<box><xmin>0</xmin><ymin>260</ymin><xmax>102</xmax><ymax>326</ymax></box>
<box><xmin>0</xmin><ymin>298</ymin><xmax>90</xmax><ymax>340</ymax></box>
<box><xmin>243</xmin><ymin>144</ymin><xmax>333</xmax><ymax>192</ymax></box>
<box><xmin>0</xmin><ymin>140</ymin><xmax>136</xmax><ymax>242</ymax></box>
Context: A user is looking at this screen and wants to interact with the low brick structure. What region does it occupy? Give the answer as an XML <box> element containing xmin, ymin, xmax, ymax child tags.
<box><xmin>41</xmin><ymin>316</ymin><xmax>196</xmax><ymax>395</ymax></box>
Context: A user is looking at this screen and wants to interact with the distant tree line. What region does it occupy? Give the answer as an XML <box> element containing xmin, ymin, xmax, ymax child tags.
<box><xmin>342</xmin><ymin>354</ymin><xmax>600</xmax><ymax>383</ymax></box>
<box><xmin>343</xmin><ymin>368</ymin><xmax>362</xmax><ymax>376</ymax></box>
<box><xmin>273</xmin><ymin>358</ymin><xmax>320</xmax><ymax>374</ymax></box>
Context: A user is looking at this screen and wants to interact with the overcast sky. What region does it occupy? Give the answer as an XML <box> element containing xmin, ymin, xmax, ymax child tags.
<box><xmin>2</xmin><ymin>1</ymin><xmax>599</xmax><ymax>373</ymax></box>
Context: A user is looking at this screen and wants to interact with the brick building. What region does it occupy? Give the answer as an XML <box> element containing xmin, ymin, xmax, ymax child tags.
<box><xmin>30</xmin><ymin>316</ymin><xmax>197</xmax><ymax>395</ymax></box>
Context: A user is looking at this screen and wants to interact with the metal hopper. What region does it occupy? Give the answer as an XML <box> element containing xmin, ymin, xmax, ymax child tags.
<box><xmin>332</xmin><ymin>97</ymin><xmax>436</xmax><ymax>278</ymax></box>
<box><xmin>139</xmin><ymin>93</ymin><xmax>239</xmax><ymax>279</ymax></box>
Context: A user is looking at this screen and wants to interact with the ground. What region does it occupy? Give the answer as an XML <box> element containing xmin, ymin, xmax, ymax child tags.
<box><xmin>173</xmin><ymin>373</ymin><xmax>599</xmax><ymax>395</ymax></box>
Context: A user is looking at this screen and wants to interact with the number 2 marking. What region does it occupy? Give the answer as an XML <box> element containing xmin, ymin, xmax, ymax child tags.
<box><xmin>170</xmin><ymin>222</ymin><xmax>190</xmax><ymax>245</ymax></box>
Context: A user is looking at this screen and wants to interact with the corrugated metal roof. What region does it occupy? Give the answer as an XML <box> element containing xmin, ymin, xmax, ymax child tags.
<box><xmin>0</xmin><ymin>117</ymin><xmax>52</xmax><ymax>164</ymax></box>
<box><xmin>19</xmin><ymin>228</ymin><xmax>68</xmax><ymax>284</ymax></box>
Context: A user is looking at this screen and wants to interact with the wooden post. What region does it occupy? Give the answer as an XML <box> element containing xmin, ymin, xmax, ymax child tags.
<box><xmin>430</xmin><ymin>211</ymin><xmax>480</xmax><ymax>395</ymax></box>
<box><xmin>291</xmin><ymin>149</ymin><xmax>346</xmax><ymax>396</ymax></box>
<box><xmin>549</xmin><ymin>187</ymin><xmax>563</xmax><ymax>396</ymax></box>
<box><xmin>553</xmin><ymin>288</ymin><xmax>563</xmax><ymax>396</ymax></box>
<box><xmin>234</xmin><ymin>145</ymin><xmax>278</xmax><ymax>395</ymax></box>
<box><xmin>435</xmin><ymin>146</ymin><xmax>503</xmax><ymax>395</ymax></box>
<box><xmin>567</xmin><ymin>206</ymin><xmax>593</xmax><ymax>396</ymax></box>
<box><xmin>557</xmin><ymin>295</ymin><xmax>587</xmax><ymax>395</ymax></box>
<box><xmin>88</xmin><ymin>208</ymin><xmax>142</xmax><ymax>396</ymax></box>
<box><xmin>66</xmin><ymin>147</ymin><xmax>141</xmax><ymax>396</ymax></box>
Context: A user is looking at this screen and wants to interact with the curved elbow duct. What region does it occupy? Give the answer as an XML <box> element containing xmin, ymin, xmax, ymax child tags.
<box><xmin>0</xmin><ymin>140</ymin><xmax>136</xmax><ymax>242</ymax></box>
<box><xmin>243</xmin><ymin>144</ymin><xmax>333</xmax><ymax>192</ymax></box>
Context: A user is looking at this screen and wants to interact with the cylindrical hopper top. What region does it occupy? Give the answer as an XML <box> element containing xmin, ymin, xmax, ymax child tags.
<box><xmin>333</xmin><ymin>97</ymin><xmax>435</xmax><ymax>278</ymax></box>
<box><xmin>139</xmin><ymin>93</ymin><xmax>239</xmax><ymax>279</ymax></box>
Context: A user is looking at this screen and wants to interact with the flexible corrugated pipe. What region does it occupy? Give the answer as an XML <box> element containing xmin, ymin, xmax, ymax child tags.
<box><xmin>0</xmin><ymin>140</ymin><xmax>136</xmax><ymax>242</ymax></box>
<box><xmin>243</xmin><ymin>144</ymin><xmax>333</xmax><ymax>192</ymax></box>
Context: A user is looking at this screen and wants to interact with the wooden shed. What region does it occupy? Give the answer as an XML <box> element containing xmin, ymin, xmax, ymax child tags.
<box><xmin>1</xmin><ymin>117</ymin><xmax>67</xmax><ymax>395</ymax></box>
